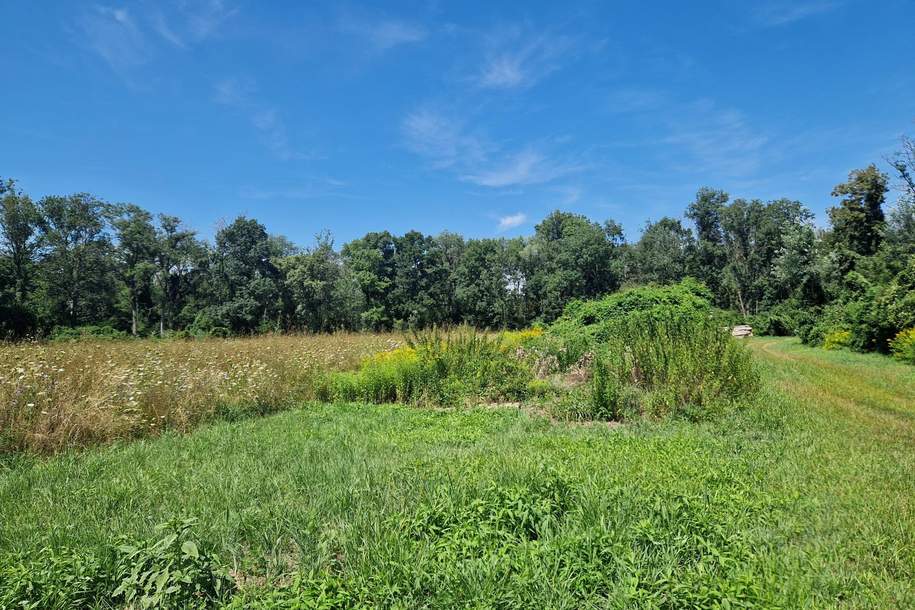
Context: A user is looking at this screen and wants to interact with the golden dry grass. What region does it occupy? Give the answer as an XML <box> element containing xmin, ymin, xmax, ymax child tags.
<box><xmin>0</xmin><ymin>333</ymin><xmax>399</xmax><ymax>454</ymax></box>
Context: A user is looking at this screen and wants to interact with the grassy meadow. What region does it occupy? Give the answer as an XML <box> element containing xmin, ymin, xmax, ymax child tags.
<box><xmin>0</xmin><ymin>334</ymin><xmax>913</xmax><ymax>607</ymax></box>
<box><xmin>0</xmin><ymin>333</ymin><xmax>398</xmax><ymax>454</ymax></box>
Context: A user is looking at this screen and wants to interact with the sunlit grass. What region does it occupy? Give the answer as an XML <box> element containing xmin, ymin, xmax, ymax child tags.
<box><xmin>0</xmin><ymin>333</ymin><xmax>398</xmax><ymax>454</ymax></box>
<box><xmin>1</xmin><ymin>338</ymin><xmax>913</xmax><ymax>606</ymax></box>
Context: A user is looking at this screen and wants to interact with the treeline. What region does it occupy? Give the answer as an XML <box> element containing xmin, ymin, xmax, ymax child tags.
<box><xmin>1</xmin><ymin>136</ymin><xmax>913</xmax><ymax>351</ymax></box>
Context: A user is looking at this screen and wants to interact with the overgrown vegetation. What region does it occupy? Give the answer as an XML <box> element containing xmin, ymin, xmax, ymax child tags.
<box><xmin>316</xmin><ymin>328</ymin><xmax>534</xmax><ymax>407</ymax></box>
<box><xmin>1</xmin><ymin>280</ymin><xmax>761</xmax><ymax>454</ymax></box>
<box><xmin>2</xmin><ymin>343</ymin><xmax>914</xmax><ymax>607</ymax></box>
<box><xmin>0</xmin><ymin>333</ymin><xmax>396</xmax><ymax>454</ymax></box>
<box><xmin>891</xmin><ymin>327</ymin><xmax>915</xmax><ymax>364</ymax></box>
<box><xmin>2</xmin><ymin>134</ymin><xmax>914</xmax><ymax>359</ymax></box>
<box><xmin>532</xmin><ymin>281</ymin><xmax>757</xmax><ymax>422</ymax></box>
<box><xmin>0</xmin><ymin>518</ymin><xmax>232</xmax><ymax>609</ymax></box>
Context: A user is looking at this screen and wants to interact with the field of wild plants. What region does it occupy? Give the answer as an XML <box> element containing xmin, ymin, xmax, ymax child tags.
<box><xmin>1</xmin><ymin>283</ymin><xmax>914</xmax><ymax>608</ymax></box>
<box><xmin>0</xmin><ymin>333</ymin><xmax>398</xmax><ymax>454</ymax></box>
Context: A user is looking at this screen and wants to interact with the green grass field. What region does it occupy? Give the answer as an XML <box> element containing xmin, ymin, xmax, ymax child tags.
<box><xmin>1</xmin><ymin>337</ymin><xmax>913</xmax><ymax>608</ymax></box>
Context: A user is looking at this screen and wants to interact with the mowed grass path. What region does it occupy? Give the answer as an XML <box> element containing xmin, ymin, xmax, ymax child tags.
<box><xmin>1</xmin><ymin>337</ymin><xmax>913</xmax><ymax>607</ymax></box>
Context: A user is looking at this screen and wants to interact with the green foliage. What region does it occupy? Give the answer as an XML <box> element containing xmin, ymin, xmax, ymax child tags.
<box><xmin>0</xmin><ymin>548</ymin><xmax>113</xmax><ymax>609</ymax></box>
<box><xmin>823</xmin><ymin>330</ymin><xmax>852</xmax><ymax>351</ymax></box>
<box><xmin>524</xmin><ymin>211</ymin><xmax>625</xmax><ymax>322</ymax></box>
<box><xmin>317</xmin><ymin>328</ymin><xmax>534</xmax><ymax>406</ymax></box>
<box><xmin>587</xmin><ymin>317</ymin><xmax>756</xmax><ymax>421</ymax></box>
<box><xmin>49</xmin><ymin>324</ymin><xmax>128</xmax><ymax>341</ymax></box>
<box><xmin>627</xmin><ymin>216</ymin><xmax>696</xmax><ymax>285</ymax></box>
<box><xmin>798</xmin><ymin>255</ymin><xmax>915</xmax><ymax>353</ymax></box>
<box><xmin>890</xmin><ymin>328</ymin><xmax>915</xmax><ymax>364</ymax></box>
<box><xmin>279</xmin><ymin>232</ymin><xmax>362</xmax><ymax>332</ymax></box>
<box><xmin>111</xmin><ymin>518</ymin><xmax>233</xmax><ymax>609</ymax></box>
<box><xmin>828</xmin><ymin>164</ymin><xmax>889</xmax><ymax>261</ymax></box>
<box><xmin>0</xmin><ymin>143</ymin><xmax>912</xmax><ymax>350</ymax></box>
<box><xmin>544</xmin><ymin>279</ymin><xmax>712</xmax><ymax>367</ymax></box>
<box><xmin>454</xmin><ymin>237</ymin><xmax>526</xmax><ymax>329</ymax></box>
<box><xmin>0</xmin><ymin>518</ymin><xmax>231</xmax><ymax>609</ymax></box>
<box><xmin>4</xmin><ymin>343</ymin><xmax>915</xmax><ymax>609</ymax></box>
<box><xmin>542</xmin><ymin>282</ymin><xmax>757</xmax><ymax>421</ymax></box>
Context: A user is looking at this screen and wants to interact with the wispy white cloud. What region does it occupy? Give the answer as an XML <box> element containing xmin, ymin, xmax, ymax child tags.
<box><xmin>553</xmin><ymin>185</ymin><xmax>582</xmax><ymax>205</ymax></box>
<box><xmin>183</xmin><ymin>0</ymin><xmax>239</xmax><ymax>39</ymax></box>
<box><xmin>75</xmin><ymin>1</ymin><xmax>238</xmax><ymax>74</ymax></box>
<box><xmin>150</xmin><ymin>11</ymin><xmax>186</xmax><ymax>48</ymax></box>
<box><xmin>462</xmin><ymin>149</ymin><xmax>579</xmax><ymax>188</ymax></box>
<box><xmin>663</xmin><ymin>99</ymin><xmax>769</xmax><ymax>177</ymax></box>
<box><xmin>338</xmin><ymin>14</ymin><xmax>427</xmax><ymax>51</ymax></box>
<box><xmin>402</xmin><ymin>109</ymin><xmax>582</xmax><ymax>189</ymax></box>
<box><xmin>753</xmin><ymin>1</ymin><xmax>841</xmax><ymax>26</ymax></box>
<box><xmin>77</xmin><ymin>6</ymin><xmax>150</xmax><ymax>73</ymax></box>
<box><xmin>497</xmin><ymin>212</ymin><xmax>527</xmax><ymax>232</ymax></box>
<box><xmin>607</xmin><ymin>88</ymin><xmax>666</xmax><ymax>114</ymax></box>
<box><xmin>476</xmin><ymin>29</ymin><xmax>575</xmax><ymax>90</ymax></box>
<box><xmin>402</xmin><ymin>109</ymin><xmax>488</xmax><ymax>169</ymax></box>
<box><xmin>215</xmin><ymin>77</ymin><xmax>315</xmax><ymax>161</ymax></box>
<box><xmin>239</xmin><ymin>178</ymin><xmax>347</xmax><ymax>200</ymax></box>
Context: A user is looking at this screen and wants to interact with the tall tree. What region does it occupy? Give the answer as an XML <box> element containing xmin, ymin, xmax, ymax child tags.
<box><xmin>341</xmin><ymin>231</ymin><xmax>397</xmax><ymax>330</ymax></box>
<box><xmin>36</xmin><ymin>194</ymin><xmax>116</xmax><ymax>327</ymax></box>
<box><xmin>525</xmin><ymin>211</ymin><xmax>624</xmax><ymax>322</ymax></box>
<box><xmin>111</xmin><ymin>204</ymin><xmax>158</xmax><ymax>335</ymax></box>
<box><xmin>628</xmin><ymin>217</ymin><xmax>695</xmax><ymax>285</ymax></box>
<box><xmin>720</xmin><ymin>198</ymin><xmax>812</xmax><ymax>316</ymax></box>
<box><xmin>828</xmin><ymin>165</ymin><xmax>889</xmax><ymax>264</ymax></box>
<box><xmin>391</xmin><ymin>230</ymin><xmax>449</xmax><ymax>328</ymax></box>
<box><xmin>686</xmin><ymin>188</ymin><xmax>728</xmax><ymax>304</ymax></box>
<box><xmin>0</xmin><ymin>179</ymin><xmax>40</xmax><ymax>306</ymax></box>
<box><xmin>454</xmin><ymin>238</ymin><xmax>517</xmax><ymax>328</ymax></box>
<box><xmin>280</xmin><ymin>232</ymin><xmax>362</xmax><ymax>332</ymax></box>
<box><xmin>888</xmin><ymin>135</ymin><xmax>915</xmax><ymax>255</ymax></box>
<box><xmin>434</xmin><ymin>231</ymin><xmax>466</xmax><ymax>324</ymax></box>
<box><xmin>208</xmin><ymin>216</ymin><xmax>282</xmax><ymax>333</ymax></box>
<box><xmin>154</xmin><ymin>214</ymin><xmax>205</xmax><ymax>335</ymax></box>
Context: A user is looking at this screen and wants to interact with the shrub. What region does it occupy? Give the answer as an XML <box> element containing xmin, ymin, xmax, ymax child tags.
<box><xmin>112</xmin><ymin>518</ymin><xmax>233</xmax><ymax>609</ymax></box>
<box><xmin>540</xmin><ymin>279</ymin><xmax>712</xmax><ymax>367</ymax></box>
<box><xmin>590</xmin><ymin>316</ymin><xmax>757</xmax><ymax>420</ymax></box>
<box><xmin>890</xmin><ymin>328</ymin><xmax>915</xmax><ymax>364</ymax></box>
<box><xmin>541</xmin><ymin>283</ymin><xmax>758</xmax><ymax>422</ymax></box>
<box><xmin>0</xmin><ymin>548</ymin><xmax>113</xmax><ymax>609</ymax></box>
<box><xmin>823</xmin><ymin>330</ymin><xmax>852</xmax><ymax>351</ymax></box>
<box><xmin>498</xmin><ymin>326</ymin><xmax>544</xmax><ymax>352</ymax></box>
<box><xmin>317</xmin><ymin>328</ymin><xmax>534</xmax><ymax>406</ymax></box>
<box><xmin>49</xmin><ymin>325</ymin><xmax>128</xmax><ymax>341</ymax></box>
<box><xmin>0</xmin><ymin>519</ymin><xmax>232</xmax><ymax>609</ymax></box>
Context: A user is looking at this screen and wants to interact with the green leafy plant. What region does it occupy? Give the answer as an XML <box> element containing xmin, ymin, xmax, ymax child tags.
<box><xmin>317</xmin><ymin>327</ymin><xmax>534</xmax><ymax>406</ymax></box>
<box><xmin>890</xmin><ymin>327</ymin><xmax>915</xmax><ymax>364</ymax></box>
<box><xmin>823</xmin><ymin>330</ymin><xmax>852</xmax><ymax>350</ymax></box>
<box><xmin>111</xmin><ymin>518</ymin><xmax>233</xmax><ymax>609</ymax></box>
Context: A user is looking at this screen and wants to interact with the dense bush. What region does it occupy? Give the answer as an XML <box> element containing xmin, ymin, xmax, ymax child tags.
<box><xmin>559</xmin><ymin>316</ymin><xmax>758</xmax><ymax>422</ymax></box>
<box><xmin>0</xmin><ymin>519</ymin><xmax>232</xmax><ymax>609</ymax></box>
<box><xmin>316</xmin><ymin>328</ymin><xmax>534</xmax><ymax>406</ymax></box>
<box><xmin>543</xmin><ymin>279</ymin><xmax>712</xmax><ymax>368</ymax></box>
<box><xmin>742</xmin><ymin>301</ymin><xmax>809</xmax><ymax>337</ymax></box>
<box><xmin>823</xmin><ymin>330</ymin><xmax>852</xmax><ymax>351</ymax></box>
<box><xmin>540</xmin><ymin>282</ymin><xmax>758</xmax><ymax>422</ymax></box>
<box><xmin>798</xmin><ymin>255</ymin><xmax>915</xmax><ymax>355</ymax></box>
<box><xmin>49</xmin><ymin>325</ymin><xmax>128</xmax><ymax>341</ymax></box>
<box><xmin>890</xmin><ymin>328</ymin><xmax>915</xmax><ymax>364</ymax></box>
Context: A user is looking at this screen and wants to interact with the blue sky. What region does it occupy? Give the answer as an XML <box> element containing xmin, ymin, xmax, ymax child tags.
<box><xmin>2</xmin><ymin>1</ymin><xmax>913</xmax><ymax>244</ymax></box>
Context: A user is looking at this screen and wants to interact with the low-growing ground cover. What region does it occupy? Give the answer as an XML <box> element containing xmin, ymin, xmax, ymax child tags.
<box><xmin>1</xmin><ymin>337</ymin><xmax>913</xmax><ymax>608</ymax></box>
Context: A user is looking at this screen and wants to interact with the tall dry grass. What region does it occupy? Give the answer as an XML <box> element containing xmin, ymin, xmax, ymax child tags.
<box><xmin>0</xmin><ymin>333</ymin><xmax>398</xmax><ymax>454</ymax></box>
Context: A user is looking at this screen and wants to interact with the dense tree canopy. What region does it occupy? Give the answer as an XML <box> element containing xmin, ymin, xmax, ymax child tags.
<box><xmin>1</xmin><ymin>135</ymin><xmax>913</xmax><ymax>353</ymax></box>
